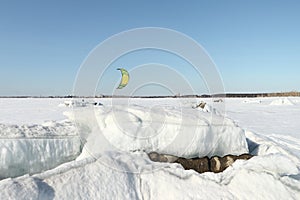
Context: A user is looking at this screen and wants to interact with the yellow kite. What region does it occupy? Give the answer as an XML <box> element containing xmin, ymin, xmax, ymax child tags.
<box><xmin>117</xmin><ymin>68</ymin><xmax>129</xmax><ymax>89</ymax></box>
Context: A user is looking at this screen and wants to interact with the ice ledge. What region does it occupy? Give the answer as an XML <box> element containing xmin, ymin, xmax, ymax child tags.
<box><xmin>0</xmin><ymin>136</ymin><xmax>81</xmax><ymax>179</ymax></box>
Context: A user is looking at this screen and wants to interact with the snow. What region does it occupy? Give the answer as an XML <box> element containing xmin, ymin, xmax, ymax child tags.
<box><xmin>242</xmin><ymin>99</ymin><xmax>262</xmax><ymax>104</ymax></box>
<box><xmin>0</xmin><ymin>97</ymin><xmax>300</xmax><ymax>199</ymax></box>
<box><xmin>0</xmin><ymin>120</ymin><xmax>78</xmax><ymax>138</ymax></box>
<box><xmin>0</xmin><ymin>98</ymin><xmax>70</xmax><ymax>125</ymax></box>
<box><xmin>0</xmin><ymin>137</ymin><xmax>81</xmax><ymax>179</ymax></box>
<box><xmin>0</xmin><ymin>121</ymin><xmax>81</xmax><ymax>179</ymax></box>
<box><xmin>69</xmin><ymin>101</ymin><xmax>248</xmax><ymax>159</ymax></box>
<box><xmin>269</xmin><ymin>97</ymin><xmax>294</xmax><ymax>105</ymax></box>
<box><xmin>214</xmin><ymin>97</ymin><xmax>300</xmax><ymax>138</ymax></box>
<box><xmin>0</xmin><ymin>151</ymin><xmax>299</xmax><ymax>200</ymax></box>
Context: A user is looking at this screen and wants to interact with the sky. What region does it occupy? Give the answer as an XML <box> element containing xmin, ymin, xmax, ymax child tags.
<box><xmin>0</xmin><ymin>0</ymin><xmax>299</xmax><ymax>96</ymax></box>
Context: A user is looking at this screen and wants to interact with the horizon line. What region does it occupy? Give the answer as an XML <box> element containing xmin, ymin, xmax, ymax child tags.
<box><xmin>0</xmin><ymin>91</ymin><xmax>299</xmax><ymax>98</ymax></box>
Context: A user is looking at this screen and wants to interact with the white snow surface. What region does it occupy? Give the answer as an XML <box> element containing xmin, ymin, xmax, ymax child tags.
<box><xmin>269</xmin><ymin>97</ymin><xmax>294</xmax><ymax>105</ymax></box>
<box><xmin>0</xmin><ymin>98</ymin><xmax>70</xmax><ymax>125</ymax></box>
<box><xmin>0</xmin><ymin>151</ymin><xmax>299</xmax><ymax>200</ymax></box>
<box><xmin>0</xmin><ymin>97</ymin><xmax>300</xmax><ymax>199</ymax></box>
<box><xmin>67</xmin><ymin>99</ymin><xmax>248</xmax><ymax>159</ymax></box>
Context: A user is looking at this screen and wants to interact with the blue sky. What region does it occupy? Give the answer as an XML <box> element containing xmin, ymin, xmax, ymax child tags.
<box><xmin>0</xmin><ymin>1</ymin><xmax>299</xmax><ymax>96</ymax></box>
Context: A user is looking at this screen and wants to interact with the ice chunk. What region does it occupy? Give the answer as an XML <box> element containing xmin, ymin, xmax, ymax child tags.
<box><xmin>71</xmin><ymin>104</ymin><xmax>249</xmax><ymax>159</ymax></box>
<box><xmin>0</xmin><ymin>122</ymin><xmax>81</xmax><ymax>179</ymax></box>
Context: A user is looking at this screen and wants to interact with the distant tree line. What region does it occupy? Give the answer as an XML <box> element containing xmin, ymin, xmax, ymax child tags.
<box><xmin>1</xmin><ymin>91</ymin><xmax>299</xmax><ymax>98</ymax></box>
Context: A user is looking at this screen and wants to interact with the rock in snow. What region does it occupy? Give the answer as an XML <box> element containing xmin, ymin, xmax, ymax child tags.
<box><xmin>148</xmin><ymin>152</ymin><xmax>254</xmax><ymax>173</ymax></box>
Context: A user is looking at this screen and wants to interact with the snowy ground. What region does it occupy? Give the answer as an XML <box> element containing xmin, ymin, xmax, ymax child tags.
<box><xmin>0</xmin><ymin>97</ymin><xmax>299</xmax><ymax>199</ymax></box>
<box><xmin>0</xmin><ymin>98</ymin><xmax>69</xmax><ymax>125</ymax></box>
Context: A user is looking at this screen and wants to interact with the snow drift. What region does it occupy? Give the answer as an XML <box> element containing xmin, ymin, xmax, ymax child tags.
<box><xmin>67</xmin><ymin>103</ymin><xmax>249</xmax><ymax>160</ymax></box>
<box><xmin>269</xmin><ymin>97</ymin><xmax>294</xmax><ymax>105</ymax></box>
<box><xmin>0</xmin><ymin>150</ymin><xmax>299</xmax><ymax>200</ymax></box>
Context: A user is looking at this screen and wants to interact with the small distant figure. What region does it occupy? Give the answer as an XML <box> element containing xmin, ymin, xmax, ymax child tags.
<box><xmin>93</xmin><ymin>102</ymin><xmax>103</xmax><ymax>106</ymax></box>
<box><xmin>213</xmin><ymin>99</ymin><xmax>223</xmax><ymax>103</ymax></box>
<box><xmin>193</xmin><ymin>101</ymin><xmax>206</xmax><ymax>109</ymax></box>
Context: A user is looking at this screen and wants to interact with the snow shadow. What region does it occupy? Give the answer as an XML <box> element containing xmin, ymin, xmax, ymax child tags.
<box><xmin>289</xmin><ymin>174</ymin><xmax>300</xmax><ymax>181</ymax></box>
<box><xmin>246</xmin><ymin>138</ymin><xmax>259</xmax><ymax>155</ymax></box>
<box><xmin>33</xmin><ymin>178</ymin><xmax>55</xmax><ymax>200</ymax></box>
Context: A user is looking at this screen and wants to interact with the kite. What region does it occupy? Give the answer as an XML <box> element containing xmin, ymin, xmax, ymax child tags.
<box><xmin>117</xmin><ymin>68</ymin><xmax>129</xmax><ymax>89</ymax></box>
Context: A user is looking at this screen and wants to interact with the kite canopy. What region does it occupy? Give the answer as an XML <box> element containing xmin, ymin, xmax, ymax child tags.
<box><xmin>117</xmin><ymin>68</ymin><xmax>129</xmax><ymax>89</ymax></box>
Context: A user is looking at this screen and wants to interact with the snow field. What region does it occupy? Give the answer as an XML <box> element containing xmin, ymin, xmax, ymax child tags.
<box><xmin>0</xmin><ymin>97</ymin><xmax>300</xmax><ymax>199</ymax></box>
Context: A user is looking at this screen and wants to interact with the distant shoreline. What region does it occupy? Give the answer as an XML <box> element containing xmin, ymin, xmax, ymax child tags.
<box><xmin>0</xmin><ymin>92</ymin><xmax>299</xmax><ymax>98</ymax></box>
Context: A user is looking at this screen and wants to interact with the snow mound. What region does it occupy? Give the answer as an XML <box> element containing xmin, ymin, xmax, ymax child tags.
<box><xmin>0</xmin><ymin>122</ymin><xmax>82</xmax><ymax>179</ymax></box>
<box><xmin>68</xmin><ymin>104</ymin><xmax>249</xmax><ymax>159</ymax></box>
<box><xmin>291</xmin><ymin>99</ymin><xmax>300</xmax><ymax>103</ymax></box>
<box><xmin>0</xmin><ymin>151</ymin><xmax>299</xmax><ymax>200</ymax></box>
<box><xmin>242</xmin><ymin>99</ymin><xmax>262</xmax><ymax>104</ymax></box>
<box><xmin>0</xmin><ymin>176</ymin><xmax>42</xmax><ymax>199</ymax></box>
<box><xmin>246</xmin><ymin>131</ymin><xmax>300</xmax><ymax>166</ymax></box>
<box><xmin>269</xmin><ymin>98</ymin><xmax>294</xmax><ymax>106</ymax></box>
